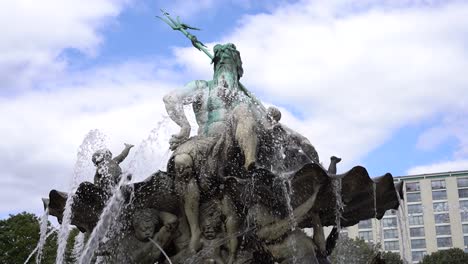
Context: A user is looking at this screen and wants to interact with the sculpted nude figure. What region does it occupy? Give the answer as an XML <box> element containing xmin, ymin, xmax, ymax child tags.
<box><xmin>115</xmin><ymin>208</ymin><xmax>178</xmax><ymax>264</ymax></box>
<box><xmin>163</xmin><ymin>43</ymin><xmax>262</xmax><ymax>262</ymax></box>
<box><xmin>92</xmin><ymin>143</ymin><xmax>134</xmax><ymax>194</ymax></box>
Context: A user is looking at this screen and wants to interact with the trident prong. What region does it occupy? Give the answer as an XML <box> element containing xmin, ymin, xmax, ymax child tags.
<box><xmin>157</xmin><ymin>10</ymin><xmax>213</xmax><ymax>59</ymax></box>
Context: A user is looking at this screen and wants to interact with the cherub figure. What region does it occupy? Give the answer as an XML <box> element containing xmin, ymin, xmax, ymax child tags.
<box><xmin>114</xmin><ymin>208</ymin><xmax>178</xmax><ymax>264</ymax></box>
<box><xmin>92</xmin><ymin>143</ymin><xmax>134</xmax><ymax>193</ymax></box>
<box><xmin>266</xmin><ymin>106</ymin><xmax>319</xmax><ymax>164</ymax></box>
<box><xmin>199</xmin><ymin>215</ymin><xmax>227</xmax><ymax>264</ymax></box>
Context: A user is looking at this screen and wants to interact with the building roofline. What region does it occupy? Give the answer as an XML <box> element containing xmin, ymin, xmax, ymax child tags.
<box><xmin>393</xmin><ymin>169</ymin><xmax>468</xmax><ymax>181</ymax></box>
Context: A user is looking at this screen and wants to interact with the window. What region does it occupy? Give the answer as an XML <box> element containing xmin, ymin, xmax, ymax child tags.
<box><xmin>437</xmin><ymin>237</ymin><xmax>452</xmax><ymax>248</ymax></box>
<box><xmin>358</xmin><ymin>219</ymin><xmax>372</xmax><ymax>229</ymax></box>
<box><xmin>436</xmin><ymin>225</ymin><xmax>451</xmax><ymax>236</ymax></box>
<box><xmin>435</xmin><ymin>213</ymin><xmax>450</xmax><ymax>224</ymax></box>
<box><xmin>409</xmin><ymin>215</ymin><xmax>424</xmax><ymax>226</ymax></box>
<box><xmin>410</xmin><ymin>227</ymin><xmax>425</xmax><ymax>237</ymax></box>
<box><xmin>384</xmin><ymin>241</ymin><xmax>399</xmax><ymax>250</ymax></box>
<box><xmin>406</xmin><ymin>182</ymin><xmax>420</xmax><ymax>192</ymax></box>
<box><xmin>411</xmin><ymin>239</ymin><xmax>426</xmax><ymax>249</ymax></box>
<box><xmin>433</xmin><ymin>202</ymin><xmax>449</xmax><ymax>212</ymax></box>
<box><xmin>407</xmin><ymin>192</ymin><xmax>421</xmax><ymax>203</ymax></box>
<box><xmin>412</xmin><ymin>251</ymin><xmax>426</xmax><ymax>262</ymax></box>
<box><xmin>383</xmin><ymin>218</ymin><xmax>397</xmax><ymax>227</ymax></box>
<box><xmin>461</xmin><ymin>211</ymin><xmax>468</xmax><ymax>222</ymax></box>
<box><xmin>465</xmin><ymin>236</ymin><xmax>468</xmax><ymax>246</ymax></box>
<box><xmin>458</xmin><ymin>178</ymin><xmax>468</xmax><ymax>188</ymax></box>
<box><xmin>463</xmin><ymin>224</ymin><xmax>468</xmax><ymax>234</ymax></box>
<box><xmin>384</xmin><ymin>229</ymin><xmax>399</xmax><ymax>239</ymax></box>
<box><xmin>461</xmin><ymin>200</ymin><xmax>468</xmax><ymax>209</ymax></box>
<box><xmin>432</xmin><ymin>190</ymin><xmax>447</xmax><ymax>200</ymax></box>
<box><xmin>459</xmin><ymin>189</ymin><xmax>468</xmax><ymax>198</ymax></box>
<box><xmin>432</xmin><ymin>180</ymin><xmax>446</xmax><ymax>190</ymax></box>
<box><xmin>359</xmin><ymin>231</ymin><xmax>373</xmax><ymax>241</ymax></box>
<box><xmin>408</xmin><ymin>204</ymin><xmax>423</xmax><ymax>214</ymax></box>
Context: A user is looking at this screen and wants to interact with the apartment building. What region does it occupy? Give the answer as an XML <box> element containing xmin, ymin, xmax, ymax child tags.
<box><xmin>342</xmin><ymin>170</ymin><xmax>468</xmax><ymax>263</ymax></box>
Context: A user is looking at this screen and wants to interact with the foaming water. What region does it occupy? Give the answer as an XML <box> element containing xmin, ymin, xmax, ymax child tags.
<box><xmin>35</xmin><ymin>208</ymin><xmax>49</xmax><ymax>263</ymax></box>
<box><xmin>56</xmin><ymin>129</ymin><xmax>107</xmax><ymax>264</ymax></box>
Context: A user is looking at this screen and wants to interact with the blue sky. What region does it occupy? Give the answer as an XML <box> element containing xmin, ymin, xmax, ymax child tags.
<box><xmin>1</xmin><ymin>0</ymin><xmax>468</xmax><ymax>218</ymax></box>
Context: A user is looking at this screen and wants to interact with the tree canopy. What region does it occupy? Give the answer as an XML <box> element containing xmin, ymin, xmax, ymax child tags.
<box><xmin>0</xmin><ymin>212</ymin><xmax>57</xmax><ymax>264</ymax></box>
<box><xmin>330</xmin><ymin>236</ymin><xmax>403</xmax><ymax>264</ymax></box>
<box><xmin>419</xmin><ymin>248</ymin><xmax>468</xmax><ymax>264</ymax></box>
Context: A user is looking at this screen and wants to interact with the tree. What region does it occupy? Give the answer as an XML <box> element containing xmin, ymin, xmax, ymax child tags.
<box><xmin>381</xmin><ymin>251</ymin><xmax>404</xmax><ymax>264</ymax></box>
<box><xmin>419</xmin><ymin>248</ymin><xmax>468</xmax><ymax>264</ymax></box>
<box><xmin>330</xmin><ymin>237</ymin><xmax>403</xmax><ymax>264</ymax></box>
<box><xmin>0</xmin><ymin>212</ymin><xmax>57</xmax><ymax>264</ymax></box>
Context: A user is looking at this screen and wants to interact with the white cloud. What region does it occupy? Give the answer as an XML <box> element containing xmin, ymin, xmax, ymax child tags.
<box><xmin>4</xmin><ymin>0</ymin><xmax>468</xmax><ymax>217</ymax></box>
<box><xmin>0</xmin><ymin>62</ymin><xmax>183</xmax><ymax>215</ymax></box>
<box><xmin>407</xmin><ymin>159</ymin><xmax>468</xmax><ymax>175</ymax></box>
<box><xmin>171</xmin><ymin>0</ymin><xmax>468</xmax><ymax>171</ymax></box>
<box><xmin>0</xmin><ymin>0</ymin><xmax>129</xmax><ymax>92</ymax></box>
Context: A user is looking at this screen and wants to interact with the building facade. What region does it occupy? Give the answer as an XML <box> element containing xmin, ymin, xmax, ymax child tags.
<box><xmin>342</xmin><ymin>170</ymin><xmax>468</xmax><ymax>263</ymax></box>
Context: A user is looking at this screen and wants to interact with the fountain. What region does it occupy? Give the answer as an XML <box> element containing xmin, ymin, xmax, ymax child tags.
<box><xmin>40</xmin><ymin>11</ymin><xmax>404</xmax><ymax>264</ymax></box>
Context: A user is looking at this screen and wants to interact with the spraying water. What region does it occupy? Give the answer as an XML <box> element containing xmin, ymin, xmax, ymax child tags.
<box><xmin>34</xmin><ymin>208</ymin><xmax>49</xmax><ymax>263</ymax></box>
<box><xmin>148</xmin><ymin>238</ymin><xmax>173</xmax><ymax>264</ymax></box>
<box><xmin>78</xmin><ymin>175</ymin><xmax>130</xmax><ymax>264</ymax></box>
<box><xmin>24</xmin><ymin>229</ymin><xmax>57</xmax><ymax>264</ymax></box>
<box><xmin>72</xmin><ymin>232</ymin><xmax>85</xmax><ymax>263</ymax></box>
<box><xmin>56</xmin><ymin>129</ymin><xmax>107</xmax><ymax>264</ymax></box>
<box><xmin>125</xmin><ymin>116</ymin><xmax>177</xmax><ymax>182</ymax></box>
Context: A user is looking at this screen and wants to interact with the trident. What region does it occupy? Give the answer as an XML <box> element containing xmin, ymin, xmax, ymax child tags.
<box><xmin>157</xmin><ymin>10</ymin><xmax>267</xmax><ymax>113</ymax></box>
<box><xmin>156</xmin><ymin>9</ymin><xmax>214</xmax><ymax>60</ymax></box>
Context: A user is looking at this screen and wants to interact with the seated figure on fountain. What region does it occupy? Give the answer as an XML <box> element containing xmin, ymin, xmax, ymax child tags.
<box><xmin>92</xmin><ymin>143</ymin><xmax>134</xmax><ymax>194</ymax></box>
<box><xmin>164</xmin><ymin>43</ymin><xmax>264</xmax><ymax>262</ymax></box>
<box><xmin>163</xmin><ymin>41</ymin><xmax>328</xmax><ymax>263</ymax></box>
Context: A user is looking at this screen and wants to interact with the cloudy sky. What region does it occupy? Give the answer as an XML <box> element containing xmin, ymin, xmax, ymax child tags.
<box><xmin>2</xmin><ymin>0</ymin><xmax>468</xmax><ymax>218</ymax></box>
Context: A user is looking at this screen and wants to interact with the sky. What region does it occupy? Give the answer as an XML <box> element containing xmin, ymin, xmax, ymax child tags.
<box><xmin>1</xmin><ymin>0</ymin><xmax>468</xmax><ymax>218</ymax></box>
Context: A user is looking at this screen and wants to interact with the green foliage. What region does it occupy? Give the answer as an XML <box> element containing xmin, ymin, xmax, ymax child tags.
<box><xmin>0</xmin><ymin>212</ymin><xmax>57</xmax><ymax>264</ymax></box>
<box><xmin>330</xmin><ymin>237</ymin><xmax>403</xmax><ymax>264</ymax></box>
<box><xmin>419</xmin><ymin>248</ymin><xmax>468</xmax><ymax>264</ymax></box>
<box><xmin>381</xmin><ymin>251</ymin><xmax>404</xmax><ymax>264</ymax></box>
<box><xmin>331</xmin><ymin>237</ymin><xmax>379</xmax><ymax>264</ymax></box>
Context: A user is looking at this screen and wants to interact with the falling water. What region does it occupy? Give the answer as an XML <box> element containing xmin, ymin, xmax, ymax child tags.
<box><xmin>34</xmin><ymin>208</ymin><xmax>49</xmax><ymax>263</ymax></box>
<box><xmin>72</xmin><ymin>232</ymin><xmax>85</xmax><ymax>263</ymax></box>
<box><xmin>148</xmin><ymin>238</ymin><xmax>173</xmax><ymax>264</ymax></box>
<box><xmin>332</xmin><ymin>178</ymin><xmax>344</xmax><ymax>232</ymax></box>
<box><xmin>279</xmin><ymin>175</ymin><xmax>299</xmax><ymax>263</ymax></box>
<box><xmin>396</xmin><ymin>190</ymin><xmax>411</xmax><ymax>264</ymax></box>
<box><xmin>24</xmin><ymin>229</ymin><xmax>57</xmax><ymax>264</ymax></box>
<box><xmin>56</xmin><ymin>129</ymin><xmax>107</xmax><ymax>264</ymax></box>
<box><xmin>372</xmin><ymin>182</ymin><xmax>377</xmax><ymax>218</ymax></box>
<box><xmin>78</xmin><ymin>175</ymin><xmax>130</xmax><ymax>264</ymax></box>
